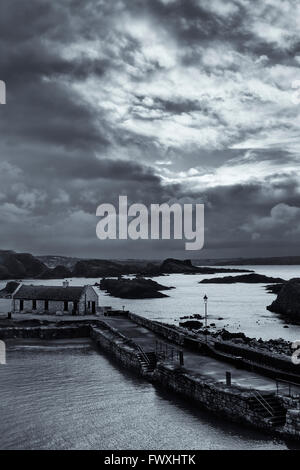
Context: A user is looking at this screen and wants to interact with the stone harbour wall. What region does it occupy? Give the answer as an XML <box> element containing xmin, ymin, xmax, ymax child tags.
<box><xmin>283</xmin><ymin>410</ymin><xmax>300</xmax><ymax>437</ymax></box>
<box><xmin>0</xmin><ymin>321</ymin><xmax>146</xmax><ymax>376</ymax></box>
<box><xmin>0</xmin><ymin>325</ymin><xmax>91</xmax><ymax>339</ymax></box>
<box><xmin>153</xmin><ymin>362</ymin><xmax>274</xmax><ymax>431</ymax></box>
<box><xmin>89</xmin><ymin>324</ymin><xmax>143</xmax><ymax>374</ymax></box>
<box><xmin>214</xmin><ymin>340</ymin><xmax>299</xmax><ymax>375</ymax></box>
<box><xmin>128</xmin><ymin>312</ymin><xmax>184</xmax><ymax>345</ymax></box>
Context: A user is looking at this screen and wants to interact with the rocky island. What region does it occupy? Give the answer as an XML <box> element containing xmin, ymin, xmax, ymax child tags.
<box><xmin>99</xmin><ymin>277</ymin><xmax>174</xmax><ymax>299</ymax></box>
<box><xmin>0</xmin><ymin>250</ymin><xmax>253</xmax><ymax>280</ymax></box>
<box><xmin>160</xmin><ymin>258</ymin><xmax>252</xmax><ymax>275</ymax></box>
<box><xmin>267</xmin><ymin>278</ymin><xmax>300</xmax><ymax>322</ymax></box>
<box><xmin>199</xmin><ymin>273</ymin><xmax>284</xmax><ymax>284</ymax></box>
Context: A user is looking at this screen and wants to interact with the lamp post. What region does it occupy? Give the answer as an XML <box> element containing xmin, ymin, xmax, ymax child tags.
<box><xmin>203</xmin><ymin>294</ymin><xmax>208</xmax><ymax>343</ymax></box>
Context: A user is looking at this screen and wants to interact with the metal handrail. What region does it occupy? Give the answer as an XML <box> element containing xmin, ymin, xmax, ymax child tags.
<box><xmin>132</xmin><ymin>341</ymin><xmax>151</xmax><ymax>364</ymax></box>
<box><xmin>276</xmin><ymin>378</ymin><xmax>300</xmax><ymax>397</ymax></box>
<box><xmin>276</xmin><ymin>378</ymin><xmax>300</xmax><ymax>388</ymax></box>
<box><xmin>251</xmin><ymin>390</ymin><xmax>274</xmax><ymax>417</ymax></box>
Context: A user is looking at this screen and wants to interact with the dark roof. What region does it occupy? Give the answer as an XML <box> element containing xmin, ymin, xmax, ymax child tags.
<box><xmin>14</xmin><ymin>285</ymin><xmax>86</xmax><ymax>301</ymax></box>
<box><xmin>0</xmin><ymin>281</ymin><xmax>20</xmax><ymax>294</ymax></box>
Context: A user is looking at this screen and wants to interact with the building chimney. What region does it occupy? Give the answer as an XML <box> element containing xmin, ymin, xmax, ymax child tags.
<box><xmin>63</xmin><ymin>280</ymin><xmax>69</xmax><ymax>288</ymax></box>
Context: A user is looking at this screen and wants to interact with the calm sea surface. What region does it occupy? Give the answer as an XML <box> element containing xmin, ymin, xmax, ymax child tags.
<box><xmin>0</xmin><ymin>339</ymin><xmax>296</xmax><ymax>450</ymax></box>
<box><xmin>0</xmin><ymin>265</ymin><xmax>300</xmax><ymax>449</ymax></box>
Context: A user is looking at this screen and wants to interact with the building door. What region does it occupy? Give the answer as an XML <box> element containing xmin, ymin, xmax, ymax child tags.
<box><xmin>20</xmin><ymin>299</ymin><xmax>24</xmax><ymax>311</ymax></box>
<box><xmin>92</xmin><ymin>301</ymin><xmax>96</xmax><ymax>314</ymax></box>
<box><xmin>73</xmin><ymin>301</ymin><xmax>78</xmax><ymax>315</ymax></box>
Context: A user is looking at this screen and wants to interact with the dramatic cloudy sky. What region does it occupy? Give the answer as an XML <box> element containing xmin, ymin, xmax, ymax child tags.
<box><xmin>0</xmin><ymin>0</ymin><xmax>300</xmax><ymax>259</ymax></box>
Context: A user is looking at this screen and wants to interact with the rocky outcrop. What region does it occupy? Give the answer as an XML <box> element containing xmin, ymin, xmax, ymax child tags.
<box><xmin>159</xmin><ymin>258</ymin><xmax>198</xmax><ymax>273</ymax></box>
<box><xmin>39</xmin><ymin>265</ymin><xmax>73</xmax><ymax>279</ymax></box>
<box><xmin>0</xmin><ymin>250</ymin><xmax>47</xmax><ymax>279</ymax></box>
<box><xmin>265</xmin><ymin>278</ymin><xmax>300</xmax><ymax>295</ymax></box>
<box><xmin>160</xmin><ymin>258</ymin><xmax>252</xmax><ymax>274</ymax></box>
<box><xmin>265</xmin><ymin>284</ymin><xmax>284</xmax><ymax>294</ymax></box>
<box><xmin>179</xmin><ymin>320</ymin><xmax>203</xmax><ymax>329</ymax></box>
<box><xmin>0</xmin><ymin>281</ymin><xmax>20</xmax><ymax>298</ymax></box>
<box><xmin>99</xmin><ymin>277</ymin><xmax>173</xmax><ymax>299</ymax></box>
<box><xmin>200</xmin><ymin>273</ymin><xmax>284</xmax><ymax>284</ymax></box>
<box><xmin>72</xmin><ymin>259</ymin><xmax>160</xmax><ymax>277</ymax></box>
<box><xmin>0</xmin><ymin>250</ymin><xmax>255</xmax><ymax>279</ymax></box>
<box><xmin>267</xmin><ymin>279</ymin><xmax>300</xmax><ymax>321</ymax></box>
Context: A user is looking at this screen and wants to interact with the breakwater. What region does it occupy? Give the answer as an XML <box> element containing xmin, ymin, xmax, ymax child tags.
<box><xmin>1</xmin><ymin>316</ymin><xmax>300</xmax><ymax>441</ymax></box>
<box><xmin>0</xmin><ymin>324</ymin><xmax>91</xmax><ymax>340</ymax></box>
<box><xmin>128</xmin><ymin>312</ymin><xmax>300</xmax><ymax>384</ymax></box>
<box><xmin>89</xmin><ymin>323</ymin><xmax>143</xmax><ymax>375</ymax></box>
<box><xmin>153</xmin><ymin>363</ymin><xmax>273</xmax><ymax>429</ymax></box>
<box><xmin>128</xmin><ymin>312</ymin><xmax>184</xmax><ymax>345</ymax></box>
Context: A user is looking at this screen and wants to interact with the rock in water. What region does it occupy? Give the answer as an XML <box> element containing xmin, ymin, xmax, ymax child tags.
<box><xmin>200</xmin><ymin>273</ymin><xmax>284</xmax><ymax>284</ymax></box>
<box><xmin>267</xmin><ymin>279</ymin><xmax>300</xmax><ymax>320</ymax></box>
<box><xmin>160</xmin><ymin>258</ymin><xmax>252</xmax><ymax>274</ymax></box>
<box><xmin>99</xmin><ymin>277</ymin><xmax>173</xmax><ymax>299</ymax></box>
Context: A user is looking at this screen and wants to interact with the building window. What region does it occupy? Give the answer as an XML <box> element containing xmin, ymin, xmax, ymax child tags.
<box><xmin>20</xmin><ymin>299</ymin><xmax>24</xmax><ymax>311</ymax></box>
<box><xmin>32</xmin><ymin>300</ymin><xmax>36</xmax><ymax>310</ymax></box>
<box><xmin>64</xmin><ymin>301</ymin><xmax>68</xmax><ymax>312</ymax></box>
<box><xmin>44</xmin><ymin>300</ymin><xmax>49</xmax><ymax>311</ymax></box>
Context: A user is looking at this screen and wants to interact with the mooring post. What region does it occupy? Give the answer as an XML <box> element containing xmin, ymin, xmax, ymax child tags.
<box><xmin>226</xmin><ymin>371</ymin><xmax>231</xmax><ymax>386</ymax></box>
<box><xmin>179</xmin><ymin>350</ymin><xmax>184</xmax><ymax>366</ymax></box>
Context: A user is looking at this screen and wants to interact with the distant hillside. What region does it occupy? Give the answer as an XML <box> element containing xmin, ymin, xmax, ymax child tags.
<box><xmin>72</xmin><ymin>259</ymin><xmax>160</xmax><ymax>277</ymax></box>
<box><xmin>0</xmin><ymin>250</ymin><xmax>47</xmax><ymax>279</ymax></box>
<box><xmin>37</xmin><ymin>255</ymin><xmax>80</xmax><ymax>269</ymax></box>
<box><xmin>160</xmin><ymin>258</ymin><xmax>251</xmax><ymax>274</ymax></box>
<box><xmin>194</xmin><ymin>256</ymin><xmax>300</xmax><ymax>266</ymax></box>
<box><xmin>1</xmin><ymin>249</ymin><xmax>298</xmax><ymax>281</ymax></box>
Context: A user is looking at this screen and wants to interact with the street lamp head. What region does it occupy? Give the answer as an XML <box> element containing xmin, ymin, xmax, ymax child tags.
<box><xmin>203</xmin><ymin>294</ymin><xmax>208</xmax><ymax>302</ymax></box>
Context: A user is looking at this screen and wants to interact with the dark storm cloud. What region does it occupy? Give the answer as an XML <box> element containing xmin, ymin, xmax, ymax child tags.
<box><xmin>46</xmin><ymin>155</ymin><xmax>161</xmax><ymax>183</ymax></box>
<box><xmin>133</xmin><ymin>95</ymin><xmax>225</xmax><ymax>126</ymax></box>
<box><xmin>1</xmin><ymin>81</ymin><xmax>109</xmax><ymax>150</ymax></box>
<box><xmin>140</xmin><ymin>0</ymin><xmax>300</xmax><ymax>66</ymax></box>
<box><xmin>0</xmin><ymin>0</ymin><xmax>299</xmax><ymax>257</ymax></box>
<box><xmin>176</xmin><ymin>176</ymin><xmax>300</xmax><ymax>255</ymax></box>
<box><xmin>145</xmin><ymin>0</ymin><xmax>247</xmax><ymax>42</ymax></box>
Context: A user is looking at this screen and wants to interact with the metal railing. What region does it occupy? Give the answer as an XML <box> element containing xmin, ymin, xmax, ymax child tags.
<box><xmin>276</xmin><ymin>379</ymin><xmax>300</xmax><ymax>398</ymax></box>
<box><xmin>132</xmin><ymin>341</ymin><xmax>151</xmax><ymax>364</ymax></box>
<box><xmin>122</xmin><ymin>337</ymin><xmax>151</xmax><ymax>364</ymax></box>
<box><xmin>251</xmin><ymin>390</ymin><xmax>274</xmax><ymax>417</ymax></box>
<box><xmin>155</xmin><ymin>340</ymin><xmax>182</xmax><ymax>363</ymax></box>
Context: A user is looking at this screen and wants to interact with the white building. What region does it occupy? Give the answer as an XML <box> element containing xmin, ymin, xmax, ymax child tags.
<box><xmin>12</xmin><ymin>282</ymin><xmax>99</xmax><ymax>315</ymax></box>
